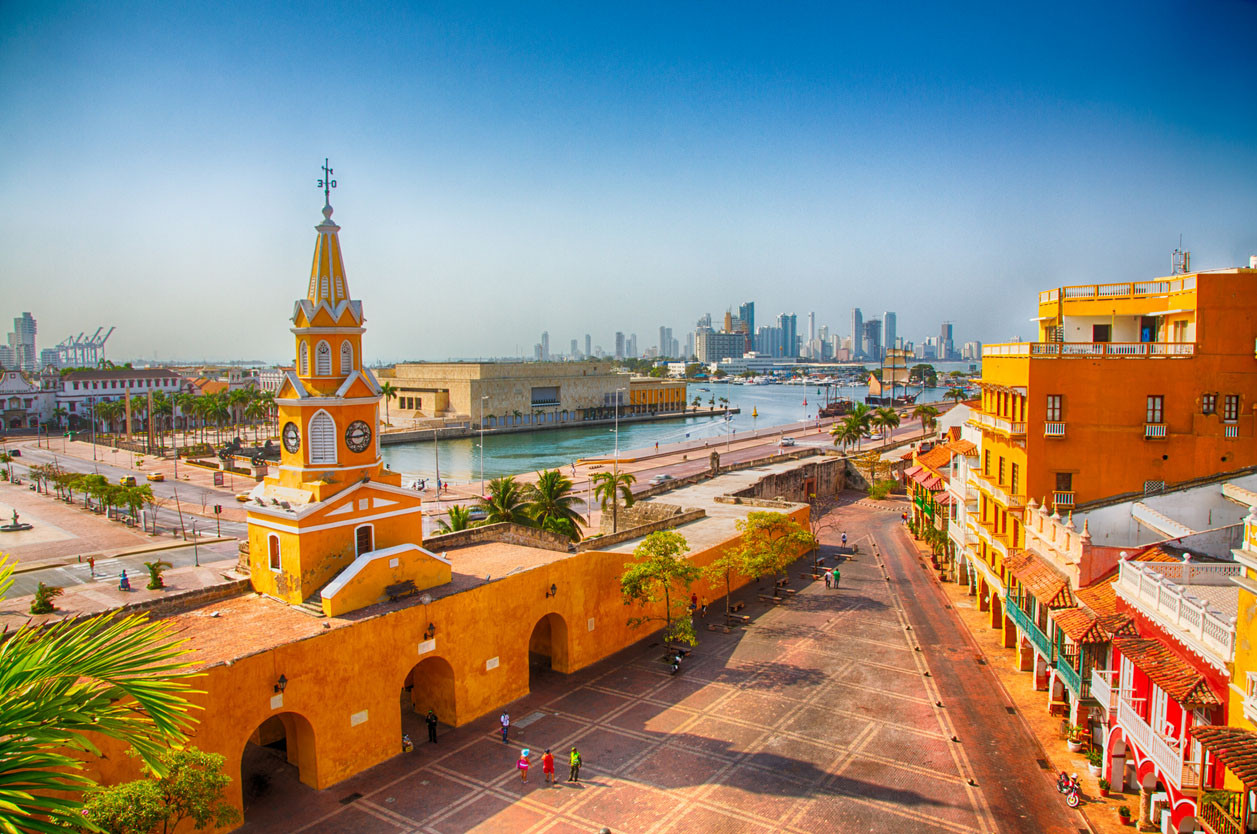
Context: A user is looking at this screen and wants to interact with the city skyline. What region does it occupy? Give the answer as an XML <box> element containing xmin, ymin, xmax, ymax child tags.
<box><xmin>3</xmin><ymin>3</ymin><xmax>1257</xmax><ymax>363</ymax></box>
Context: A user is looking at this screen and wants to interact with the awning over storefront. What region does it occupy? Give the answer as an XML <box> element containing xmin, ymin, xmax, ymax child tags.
<box><xmin>1112</xmin><ymin>637</ymin><xmax>1222</xmax><ymax>708</ymax></box>
<box><xmin>1006</xmin><ymin>552</ymin><xmax>1074</xmax><ymax>608</ymax></box>
<box><xmin>1192</xmin><ymin>726</ymin><xmax>1257</xmax><ymax>787</ymax></box>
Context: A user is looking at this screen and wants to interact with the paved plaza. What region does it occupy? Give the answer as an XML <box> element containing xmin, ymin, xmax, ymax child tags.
<box><xmin>237</xmin><ymin>498</ymin><xmax>1082</xmax><ymax>834</ymax></box>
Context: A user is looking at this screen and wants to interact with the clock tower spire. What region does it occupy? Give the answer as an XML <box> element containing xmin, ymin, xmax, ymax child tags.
<box><xmin>245</xmin><ymin>168</ymin><xmax>441</xmax><ymax>611</ymax></box>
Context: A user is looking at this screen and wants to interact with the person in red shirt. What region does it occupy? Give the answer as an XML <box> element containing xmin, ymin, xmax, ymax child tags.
<box><xmin>542</xmin><ymin>748</ymin><xmax>555</xmax><ymax>785</ymax></box>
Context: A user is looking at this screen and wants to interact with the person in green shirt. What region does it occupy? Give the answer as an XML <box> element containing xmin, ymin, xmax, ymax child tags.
<box><xmin>831</xmin><ymin>566</ymin><xmax>840</xmax><ymax>588</ymax></box>
<box><xmin>568</xmin><ymin>746</ymin><xmax>582</xmax><ymax>782</ymax></box>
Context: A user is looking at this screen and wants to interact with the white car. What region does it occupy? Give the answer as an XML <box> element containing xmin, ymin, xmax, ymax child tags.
<box><xmin>649</xmin><ymin>474</ymin><xmax>674</xmax><ymax>485</ymax></box>
<box><xmin>780</xmin><ymin>437</ymin><xmax>797</xmax><ymax>447</ymax></box>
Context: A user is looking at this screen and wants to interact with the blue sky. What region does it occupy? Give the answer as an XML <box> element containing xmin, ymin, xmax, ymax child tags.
<box><xmin>2</xmin><ymin>1</ymin><xmax>1256</xmax><ymax>363</ymax></box>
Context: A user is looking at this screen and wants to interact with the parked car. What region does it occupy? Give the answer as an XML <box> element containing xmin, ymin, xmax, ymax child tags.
<box><xmin>650</xmin><ymin>474</ymin><xmax>674</xmax><ymax>485</ymax></box>
<box><xmin>8</xmin><ymin>449</ymin><xmax>19</xmax><ymax>457</ymax></box>
<box><xmin>466</xmin><ymin>506</ymin><xmax>488</xmax><ymax>521</ymax></box>
<box><xmin>146</xmin><ymin>472</ymin><xmax>165</xmax><ymax>482</ymax></box>
<box><xmin>781</xmin><ymin>437</ymin><xmax>797</xmax><ymax>447</ymax></box>
<box><xmin>235</xmin><ymin>493</ymin><xmax>251</xmax><ymax>502</ymax></box>
<box><xmin>118</xmin><ymin>475</ymin><xmax>137</xmax><ymax>487</ymax></box>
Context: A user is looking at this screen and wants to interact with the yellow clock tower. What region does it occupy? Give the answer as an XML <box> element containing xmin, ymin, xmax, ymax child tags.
<box><xmin>246</xmin><ymin>165</ymin><xmax>449</xmax><ymax>614</ymax></box>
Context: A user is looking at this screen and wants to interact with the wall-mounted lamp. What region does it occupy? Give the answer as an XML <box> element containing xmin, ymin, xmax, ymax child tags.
<box><xmin>423</xmin><ymin>623</ymin><xmax>436</xmax><ymax>640</ymax></box>
<box><xmin>545</xmin><ymin>583</ymin><xmax>558</xmax><ymax>599</ymax></box>
<box><xmin>274</xmin><ymin>674</ymin><xmax>288</xmax><ymax>694</ymax></box>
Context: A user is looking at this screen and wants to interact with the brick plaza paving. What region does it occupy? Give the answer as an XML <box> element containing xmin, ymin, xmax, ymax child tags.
<box><xmin>240</xmin><ymin>501</ymin><xmax>1082</xmax><ymax>834</ymax></box>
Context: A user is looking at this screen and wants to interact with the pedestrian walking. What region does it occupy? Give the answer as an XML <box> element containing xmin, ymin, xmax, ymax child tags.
<box><xmin>518</xmin><ymin>749</ymin><xmax>531</xmax><ymax>782</ymax></box>
<box><xmin>542</xmin><ymin>748</ymin><xmax>556</xmax><ymax>785</ymax></box>
<box><xmin>87</xmin><ymin>556</ymin><xmax>95</xmax><ymax>577</ymax></box>
<box><xmin>500</xmin><ymin>712</ymin><xmax>510</xmax><ymax>743</ymax></box>
<box><xmin>426</xmin><ymin>709</ymin><xmax>439</xmax><ymax>743</ymax></box>
<box><xmin>700</xmin><ymin>599</ymin><xmax>708</xmax><ymax>618</ymax></box>
<box><xmin>568</xmin><ymin>746</ymin><xmax>582</xmax><ymax>782</ymax></box>
<box><xmin>841</xmin><ymin>532</ymin><xmax>847</xmax><ymax>548</ymax></box>
<box><xmin>689</xmin><ymin>592</ymin><xmax>698</xmax><ymax>614</ymax></box>
<box><xmin>824</xmin><ymin>571</ymin><xmax>831</xmax><ymax>589</ymax></box>
<box><xmin>832</xmin><ymin>566</ymin><xmax>841</xmax><ymax>588</ymax></box>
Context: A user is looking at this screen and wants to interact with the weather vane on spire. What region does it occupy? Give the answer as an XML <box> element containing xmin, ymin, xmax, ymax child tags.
<box><xmin>317</xmin><ymin>158</ymin><xmax>337</xmax><ymax>205</ymax></box>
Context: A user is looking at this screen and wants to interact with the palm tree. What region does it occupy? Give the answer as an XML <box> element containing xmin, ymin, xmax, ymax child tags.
<box><xmin>592</xmin><ymin>470</ymin><xmax>636</xmax><ymax>534</ymax></box>
<box><xmin>847</xmin><ymin>402</ymin><xmax>874</xmax><ymax>435</ymax></box>
<box><xmin>526</xmin><ymin>469</ymin><xmax>586</xmax><ymax>541</ymax></box>
<box><xmin>379</xmin><ymin>381</ymin><xmax>397</xmax><ymax>427</ymax></box>
<box><xmin>872</xmin><ymin>406</ymin><xmax>900</xmax><ymax>445</ymax></box>
<box><xmin>437</xmin><ymin>504</ymin><xmax>473</xmax><ymax>533</ymax></box>
<box><xmin>912</xmin><ymin>403</ymin><xmax>941</xmax><ymax>435</ymax></box>
<box><xmin>244</xmin><ymin>398</ymin><xmax>268</xmax><ymax>442</ymax></box>
<box><xmin>52</xmin><ymin>406</ymin><xmax>68</xmax><ymax>429</ymax></box>
<box><xmin>254</xmin><ymin>390</ymin><xmax>277</xmax><ymax>437</ymax></box>
<box><xmin>691</xmin><ymin>395</ymin><xmax>701</xmax><ymax>412</ymax></box>
<box><xmin>0</xmin><ymin>557</ymin><xmax>196</xmax><ymax>828</ymax></box>
<box><xmin>478</xmin><ymin>476</ymin><xmax>534</xmax><ymax>526</ymax></box>
<box><xmin>151</xmin><ymin>390</ymin><xmax>173</xmax><ymax>452</ymax></box>
<box><xmin>943</xmin><ymin>388</ymin><xmax>967</xmax><ymax>404</ymax></box>
<box><xmin>830</xmin><ymin>418</ymin><xmax>861</xmax><ymax>452</ymax></box>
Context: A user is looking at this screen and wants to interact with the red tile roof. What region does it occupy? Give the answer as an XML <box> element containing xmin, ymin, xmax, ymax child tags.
<box><xmin>1051</xmin><ymin>607</ymin><xmax>1136</xmax><ymax>644</ymax></box>
<box><xmin>1075</xmin><ymin>581</ymin><xmax>1119</xmax><ymax>617</ymax></box>
<box><xmin>1007</xmin><ymin>552</ymin><xmax>1074</xmax><ymax>608</ymax></box>
<box><xmin>916</xmin><ymin>445</ymin><xmax>956</xmax><ymax>471</ymax></box>
<box><xmin>947</xmin><ymin>439</ymin><xmax>978</xmax><ymax>456</ymax></box>
<box><xmin>1113</xmin><ymin>637</ymin><xmax>1222</xmax><ymax>707</ymax></box>
<box><xmin>1191</xmin><ymin>726</ymin><xmax>1257</xmax><ymax>787</ymax></box>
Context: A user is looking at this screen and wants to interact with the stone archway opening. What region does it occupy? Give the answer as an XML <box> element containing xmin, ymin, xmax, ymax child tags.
<box><xmin>240</xmin><ymin>711</ymin><xmax>318</xmax><ymax>823</ymax></box>
<box><xmin>401</xmin><ymin>655</ymin><xmax>457</xmax><ymax>746</ymax></box>
<box><xmin>528</xmin><ymin>612</ymin><xmax>570</xmax><ymax>688</ymax></box>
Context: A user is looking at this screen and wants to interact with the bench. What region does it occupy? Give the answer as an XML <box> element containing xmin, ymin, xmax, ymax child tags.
<box><xmin>385</xmin><ymin>580</ymin><xmax>418</xmax><ymax>602</ymax></box>
<box><xmin>729</xmin><ymin>600</ymin><xmax>746</xmax><ymax>613</ymax></box>
<box><xmin>757</xmin><ymin>594</ymin><xmax>785</xmax><ymax>604</ymax></box>
<box><xmin>707</xmin><ymin>623</ymin><xmax>732</xmax><ymax>633</ymax></box>
<box><xmin>778</xmin><ymin>587</ymin><xmax>798</xmax><ymax>596</ymax></box>
<box><xmin>726</xmin><ymin>614</ymin><xmax>751</xmax><ymax>625</ymax></box>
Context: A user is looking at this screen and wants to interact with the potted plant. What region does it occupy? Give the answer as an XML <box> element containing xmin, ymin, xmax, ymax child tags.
<box><xmin>1066</xmin><ymin>725</ymin><xmax>1086</xmax><ymax>753</ymax></box>
<box><xmin>1086</xmin><ymin>748</ymin><xmax>1103</xmax><ymax>776</ymax></box>
<box><xmin>1118</xmin><ymin>805</ymin><xmax>1132</xmax><ymax>826</ymax></box>
<box><xmin>1098</xmin><ymin>777</ymin><xmax>1110</xmax><ymax>797</ymax></box>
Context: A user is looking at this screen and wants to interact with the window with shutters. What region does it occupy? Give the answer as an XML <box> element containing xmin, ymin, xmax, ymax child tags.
<box><xmin>340</xmin><ymin>341</ymin><xmax>354</xmax><ymax>374</ymax></box>
<box><xmin>320</xmin><ymin>275</ymin><xmax>329</xmax><ymax>298</ymax></box>
<box><xmin>1202</xmin><ymin>393</ymin><xmax>1216</xmax><ymax>415</ymax></box>
<box><xmin>309</xmin><ymin>411</ymin><xmax>337</xmax><ymax>464</ymax></box>
<box><xmin>299</xmin><ymin>342</ymin><xmax>309</xmax><ymax>376</ymax></box>
<box><xmin>1046</xmin><ymin>394</ymin><xmax>1062</xmax><ymax>422</ymax></box>
<box><xmin>1146</xmin><ymin>395</ymin><xmax>1164</xmax><ymax>424</ymax></box>
<box><xmin>268</xmin><ymin>535</ymin><xmax>281</xmax><ymax>571</ymax></box>
<box><xmin>1224</xmin><ymin>394</ymin><xmax>1239</xmax><ymax>422</ymax></box>
<box><xmin>315</xmin><ymin>341</ymin><xmax>332</xmax><ymax>376</ymax></box>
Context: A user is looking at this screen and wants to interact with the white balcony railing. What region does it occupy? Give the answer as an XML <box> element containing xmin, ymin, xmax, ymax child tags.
<box><xmin>1053</xmin><ymin>490</ymin><xmax>1075</xmax><ymax>509</ymax></box>
<box><xmin>1044</xmin><ymin>422</ymin><xmax>1065</xmax><ymax>437</ymax></box>
<box><xmin>970</xmin><ymin>469</ymin><xmax>1025</xmax><ymax>510</ymax></box>
<box><xmin>1145</xmin><ymin>423</ymin><xmax>1168</xmax><ymax>439</ymax></box>
<box><xmin>970</xmin><ymin>411</ymin><xmax>1026</xmax><ymax>436</ymax></box>
<box><xmin>1116</xmin><ymin>695</ymin><xmax>1198</xmax><ymax>791</ymax></box>
<box><xmin>1091</xmin><ymin>668</ymin><xmax>1116</xmax><ymax>714</ymax></box>
<box><xmin>1225</xmin><ymin>424</ymin><xmax>1238</xmax><ymax>439</ymax></box>
<box><xmin>983</xmin><ymin>341</ymin><xmax>1195</xmax><ymax>359</ymax></box>
<box><xmin>1115</xmin><ymin>561</ymin><xmax>1237</xmax><ymax>665</ymax></box>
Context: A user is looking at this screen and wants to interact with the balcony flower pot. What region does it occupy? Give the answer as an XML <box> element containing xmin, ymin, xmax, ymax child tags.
<box><xmin>1067</xmin><ymin>739</ymin><xmax>1084</xmax><ymax>753</ymax></box>
<box><xmin>1088</xmin><ymin>762</ymin><xmax>1102</xmax><ymax>777</ymax></box>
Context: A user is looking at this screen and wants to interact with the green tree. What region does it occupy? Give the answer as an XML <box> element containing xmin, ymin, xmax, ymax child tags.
<box><xmin>684</xmin><ymin>363</ymin><xmax>702</xmax><ymax>379</ymax></box>
<box><xmin>378</xmin><ymin>380</ymin><xmax>398</xmax><ymax>426</ymax></box>
<box><xmin>0</xmin><ymin>556</ymin><xmax>195</xmax><ymax>831</ymax></box>
<box><xmin>73</xmin><ymin>746</ymin><xmax>240</xmax><ymax>834</ymax></box>
<box><xmin>871</xmin><ymin>406</ymin><xmax>900</xmax><ymax>445</ymax></box>
<box><xmin>707</xmin><ymin>547</ymin><xmax>753</xmax><ymax>626</ymax></box>
<box><xmin>144</xmin><ymin>560</ymin><xmax>173</xmax><ymax>590</ymax></box>
<box><xmin>526</xmin><ymin>469</ymin><xmax>586</xmax><ymax>541</ymax></box>
<box><xmin>912</xmin><ymin>403</ymin><xmax>941</xmax><ymax>435</ymax></box>
<box><xmin>731</xmin><ymin>511</ymin><xmax>817</xmax><ymax>585</ymax></box>
<box><xmin>829</xmin><ymin>418</ymin><xmax>861</xmax><ymax>452</ymax></box>
<box><xmin>691</xmin><ymin>395</ymin><xmax>701</xmax><ymax>411</ymax></box>
<box><xmin>943</xmin><ymin>388</ymin><xmax>967</xmax><ymax>403</ymax></box>
<box><xmin>591</xmin><ymin>470</ymin><xmax>636</xmax><ymax>534</ymax></box>
<box><xmin>847</xmin><ymin>402</ymin><xmax>874</xmax><ymax>434</ymax></box>
<box><xmin>478</xmin><ymin>476</ymin><xmax>534</xmax><ymax>526</ymax></box>
<box><xmin>619</xmin><ymin>530</ymin><xmax>703</xmax><ymax>646</ymax></box>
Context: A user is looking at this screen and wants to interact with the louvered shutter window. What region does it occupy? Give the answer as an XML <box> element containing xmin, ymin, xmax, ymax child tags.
<box><xmin>315</xmin><ymin>341</ymin><xmax>332</xmax><ymax>376</ymax></box>
<box><xmin>340</xmin><ymin>341</ymin><xmax>353</xmax><ymax>374</ymax></box>
<box><xmin>309</xmin><ymin>412</ymin><xmax>337</xmax><ymax>464</ymax></box>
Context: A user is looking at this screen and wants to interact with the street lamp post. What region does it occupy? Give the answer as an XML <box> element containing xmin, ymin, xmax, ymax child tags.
<box><xmin>612</xmin><ymin>387</ymin><xmax>626</xmax><ymax>475</ymax></box>
<box><xmin>479</xmin><ymin>395</ymin><xmax>489</xmax><ymax>497</ymax></box>
<box><xmin>432</xmin><ymin>425</ymin><xmax>440</xmax><ymax>501</ymax></box>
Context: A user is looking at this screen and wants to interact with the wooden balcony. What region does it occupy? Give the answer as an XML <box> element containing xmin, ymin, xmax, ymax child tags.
<box><xmin>1198</xmin><ymin>792</ymin><xmax>1244</xmax><ymax>834</ymax></box>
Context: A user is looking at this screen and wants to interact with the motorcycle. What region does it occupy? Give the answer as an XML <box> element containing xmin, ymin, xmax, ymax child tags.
<box><xmin>1056</xmin><ymin>772</ymin><xmax>1081</xmax><ymax>808</ymax></box>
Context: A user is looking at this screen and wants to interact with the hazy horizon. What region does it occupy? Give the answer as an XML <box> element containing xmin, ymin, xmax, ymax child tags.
<box><xmin>4</xmin><ymin>2</ymin><xmax>1256</xmax><ymax>365</ymax></box>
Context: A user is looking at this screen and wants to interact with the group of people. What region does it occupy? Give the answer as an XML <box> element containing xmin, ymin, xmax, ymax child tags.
<box><xmin>499</xmin><ymin>713</ymin><xmax>583</xmax><ymax>784</ymax></box>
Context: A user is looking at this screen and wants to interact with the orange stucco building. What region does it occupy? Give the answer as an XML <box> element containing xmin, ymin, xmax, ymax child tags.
<box><xmin>80</xmin><ymin>191</ymin><xmax>815</xmax><ymax>830</ymax></box>
<box><xmin>968</xmin><ymin>267</ymin><xmax>1257</xmax><ymax>594</ymax></box>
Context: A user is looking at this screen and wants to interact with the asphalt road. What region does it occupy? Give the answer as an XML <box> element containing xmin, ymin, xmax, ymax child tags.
<box><xmin>9</xmin><ymin>539</ymin><xmax>239</xmax><ymax>597</ymax></box>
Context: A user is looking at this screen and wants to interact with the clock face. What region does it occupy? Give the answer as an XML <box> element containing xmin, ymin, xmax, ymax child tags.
<box><xmin>345</xmin><ymin>420</ymin><xmax>372</xmax><ymax>453</ymax></box>
<box><xmin>282</xmin><ymin>421</ymin><xmax>300</xmax><ymax>453</ymax></box>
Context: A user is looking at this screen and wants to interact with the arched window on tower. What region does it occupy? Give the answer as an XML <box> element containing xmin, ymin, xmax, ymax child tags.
<box><xmin>315</xmin><ymin>340</ymin><xmax>332</xmax><ymax>376</ymax></box>
<box><xmin>340</xmin><ymin>341</ymin><xmax>354</xmax><ymax>375</ymax></box>
<box><xmin>299</xmin><ymin>342</ymin><xmax>309</xmax><ymax>376</ymax></box>
<box><xmin>309</xmin><ymin>411</ymin><xmax>337</xmax><ymax>464</ymax></box>
<box><xmin>268</xmin><ymin>535</ymin><xmax>281</xmax><ymax>571</ymax></box>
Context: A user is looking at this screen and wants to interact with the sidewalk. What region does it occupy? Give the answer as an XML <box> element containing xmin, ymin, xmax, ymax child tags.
<box><xmin>906</xmin><ymin>536</ymin><xmax>1135</xmax><ymax>834</ymax></box>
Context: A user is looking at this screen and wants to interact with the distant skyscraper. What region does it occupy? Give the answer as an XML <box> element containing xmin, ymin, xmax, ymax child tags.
<box><xmin>940</xmin><ymin>322</ymin><xmax>954</xmax><ymax>360</ymax></box>
<box><xmin>540</xmin><ymin>331</ymin><xmax>550</xmax><ymax>361</ymax></box>
<box><xmin>862</xmin><ymin>319</ymin><xmax>882</xmax><ymax>362</ymax></box>
<box><xmin>738</xmin><ymin>302</ymin><xmax>755</xmax><ymax>336</ymax></box>
<box><xmin>585</xmin><ymin>334</ymin><xmax>592</xmax><ymax>358</ymax></box>
<box><xmin>8</xmin><ymin>313</ymin><xmax>36</xmax><ymax>372</ymax></box>
<box><xmin>850</xmin><ymin>308</ymin><xmax>864</xmax><ymax>359</ymax></box>
<box><xmin>570</xmin><ymin>338</ymin><xmax>579</xmax><ymax>358</ymax></box>
<box><xmin>807</xmin><ymin>311</ymin><xmax>816</xmax><ymax>344</ymax></box>
<box><xmin>615</xmin><ymin>331</ymin><xmax>625</xmax><ymax>360</ymax></box>
<box><xmin>696</xmin><ymin>313</ymin><xmax>713</xmax><ymax>332</ymax></box>
<box><xmin>658</xmin><ymin>326</ymin><xmax>673</xmax><ymax>357</ymax></box>
<box><xmin>883</xmin><ymin>312</ymin><xmax>897</xmax><ymax>353</ymax></box>
<box><xmin>776</xmin><ymin>314</ymin><xmax>798</xmax><ymax>358</ymax></box>
<box><xmin>627</xmin><ymin>333</ymin><xmax>638</xmax><ymax>358</ymax></box>
<box><xmin>684</xmin><ymin>331</ymin><xmax>695</xmax><ymax>358</ymax></box>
